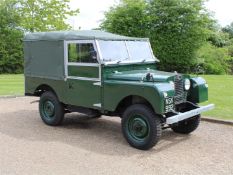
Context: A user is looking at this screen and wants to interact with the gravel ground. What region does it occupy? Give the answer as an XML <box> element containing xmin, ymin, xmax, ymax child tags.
<box><xmin>0</xmin><ymin>97</ymin><xmax>232</xmax><ymax>175</ymax></box>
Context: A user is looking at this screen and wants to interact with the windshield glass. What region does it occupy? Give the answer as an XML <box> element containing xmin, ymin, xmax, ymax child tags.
<box><xmin>98</xmin><ymin>41</ymin><xmax>129</xmax><ymax>62</ymax></box>
<box><xmin>98</xmin><ymin>40</ymin><xmax>155</xmax><ymax>63</ymax></box>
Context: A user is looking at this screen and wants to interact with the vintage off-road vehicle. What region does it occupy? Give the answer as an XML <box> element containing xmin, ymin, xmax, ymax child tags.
<box><xmin>24</xmin><ymin>30</ymin><xmax>214</xmax><ymax>150</ymax></box>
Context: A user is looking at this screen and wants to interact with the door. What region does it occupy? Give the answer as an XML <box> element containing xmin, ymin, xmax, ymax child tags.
<box><xmin>64</xmin><ymin>40</ymin><xmax>102</xmax><ymax>109</ymax></box>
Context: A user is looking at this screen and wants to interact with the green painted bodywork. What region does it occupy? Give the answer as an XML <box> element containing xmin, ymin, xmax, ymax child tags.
<box><xmin>68</xmin><ymin>65</ymin><xmax>99</xmax><ymax>78</ymax></box>
<box><xmin>188</xmin><ymin>77</ymin><xmax>208</xmax><ymax>103</ymax></box>
<box><xmin>25</xmin><ymin>77</ymin><xmax>101</xmax><ymax>110</ymax></box>
<box><xmin>24</xmin><ymin>31</ymin><xmax>209</xmax><ymax>116</ymax></box>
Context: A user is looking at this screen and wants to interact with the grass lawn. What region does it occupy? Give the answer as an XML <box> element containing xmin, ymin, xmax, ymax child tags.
<box><xmin>0</xmin><ymin>74</ymin><xmax>24</xmax><ymax>96</ymax></box>
<box><xmin>201</xmin><ymin>75</ymin><xmax>233</xmax><ymax>121</ymax></box>
<box><xmin>0</xmin><ymin>74</ymin><xmax>232</xmax><ymax>120</ymax></box>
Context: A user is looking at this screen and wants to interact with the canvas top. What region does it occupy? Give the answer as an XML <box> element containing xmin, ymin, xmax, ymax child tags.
<box><xmin>24</xmin><ymin>30</ymin><xmax>149</xmax><ymax>41</ymax></box>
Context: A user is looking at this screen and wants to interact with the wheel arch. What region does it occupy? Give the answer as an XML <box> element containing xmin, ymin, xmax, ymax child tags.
<box><xmin>34</xmin><ymin>84</ymin><xmax>58</xmax><ymax>98</ymax></box>
<box><xmin>115</xmin><ymin>95</ymin><xmax>155</xmax><ymax>116</ymax></box>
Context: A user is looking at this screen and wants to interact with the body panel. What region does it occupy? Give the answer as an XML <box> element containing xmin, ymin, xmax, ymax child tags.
<box><xmin>24</xmin><ymin>40</ymin><xmax>65</xmax><ymax>80</ymax></box>
<box><xmin>188</xmin><ymin>77</ymin><xmax>208</xmax><ymax>103</ymax></box>
<box><xmin>25</xmin><ymin>76</ymin><xmax>101</xmax><ymax>110</ymax></box>
<box><xmin>103</xmin><ymin>80</ymin><xmax>175</xmax><ymax>114</ymax></box>
<box><xmin>68</xmin><ymin>65</ymin><xmax>99</xmax><ymax>78</ymax></box>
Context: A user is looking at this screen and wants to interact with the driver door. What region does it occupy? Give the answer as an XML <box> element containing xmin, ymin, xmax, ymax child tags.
<box><xmin>64</xmin><ymin>40</ymin><xmax>102</xmax><ymax>109</ymax></box>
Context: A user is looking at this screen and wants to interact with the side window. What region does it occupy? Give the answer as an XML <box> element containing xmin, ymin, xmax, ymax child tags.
<box><xmin>68</xmin><ymin>43</ymin><xmax>98</xmax><ymax>63</ymax></box>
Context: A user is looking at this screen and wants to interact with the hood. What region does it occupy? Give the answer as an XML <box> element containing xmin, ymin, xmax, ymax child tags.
<box><xmin>107</xmin><ymin>70</ymin><xmax>177</xmax><ymax>82</ymax></box>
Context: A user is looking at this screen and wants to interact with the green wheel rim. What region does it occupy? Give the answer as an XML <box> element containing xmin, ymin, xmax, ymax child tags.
<box><xmin>127</xmin><ymin>114</ymin><xmax>150</xmax><ymax>142</ymax></box>
<box><xmin>42</xmin><ymin>100</ymin><xmax>55</xmax><ymax>119</ymax></box>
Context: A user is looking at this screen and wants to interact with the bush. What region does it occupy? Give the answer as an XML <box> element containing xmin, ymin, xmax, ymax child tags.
<box><xmin>196</xmin><ymin>43</ymin><xmax>230</xmax><ymax>74</ymax></box>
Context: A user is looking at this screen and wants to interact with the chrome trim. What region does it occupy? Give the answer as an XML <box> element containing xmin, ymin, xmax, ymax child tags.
<box><xmin>67</xmin><ymin>76</ymin><xmax>100</xmax><ymax>81</ymax></box>
<box><xmin>166</xmin><ymin>104</ymin><xmax>215</xmax><ymax>125</ymax></box>
<box><xmin>67</xmin><ymin>63</ymin><xmax>99</xmax><ymax>67</ymax></box>
<box><xmin>104</xmin><ymin>60</ymin><xmax>156</xmax><ymax>66</ymax></box>
<box><xmin>64</xmin><ymin>40</ymin><xmax>102</xmax><ymax>81</ymax></box>
<box><xmin>95</xmin><ymin>40</ymin><xmax>103</xmax><ymax>64</ymax></box>
<box><xmin>64</xmin><ymin>41</ymin><xmax>68</xmax><ymax>80</ymax></box>
<box><xmin>95</xmin><ymin>40</ymin><xmax>102</xmax><ymax>82</ymax></box>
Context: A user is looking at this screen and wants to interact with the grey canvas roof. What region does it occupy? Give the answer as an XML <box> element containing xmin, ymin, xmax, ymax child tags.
<box><xmin>24</xmin><ymin>30</ymin><xmax>149</xmax><ymax>41</ymax></box>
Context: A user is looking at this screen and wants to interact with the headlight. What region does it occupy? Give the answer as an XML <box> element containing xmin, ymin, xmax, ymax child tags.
<box><xmin>163</xmin><ymin>92</ymin><xmax>168</xmax><ymax>98</ymax></box>
<box><xmin>184</xmin><ymin>79</ymin><xmax>191</xmax><ymax>90</ymax></box>
<box><xmin>169</xmin><ymin>81</ymin><xmax>175</xmax><ymax>89</ymax></box>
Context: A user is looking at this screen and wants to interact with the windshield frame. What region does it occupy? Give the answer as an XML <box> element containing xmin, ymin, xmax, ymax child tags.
<box><xmin>95</xmin><ymin>39</ymin><xmax>159</xmax><ymax>65</ymax></box>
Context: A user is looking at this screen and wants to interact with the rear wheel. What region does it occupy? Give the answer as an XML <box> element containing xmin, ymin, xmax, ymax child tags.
<box><xmin>121</xmin><ymin>104</ymin><xmax>162</xmax><ymax>150</ymax></box>
<box><xmin>171</xmin><ymin>115</ymin><xmax>200</xmax><ymax>134</ymax></box>
<box><xmin>39</xmin><ymin>91</ymin><xmax>64</xmax><ymax>126</ymax></box>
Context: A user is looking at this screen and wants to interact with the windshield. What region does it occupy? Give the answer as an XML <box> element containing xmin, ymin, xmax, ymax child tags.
<box><xmin>98</xmin><ymin>40</ymin><xmax>155</xmax><ymax>63</ymax></box>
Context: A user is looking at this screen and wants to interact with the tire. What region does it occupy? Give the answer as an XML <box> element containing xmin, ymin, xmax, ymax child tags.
<box><xmin>121</xmin><ymin>104</ymin><xmax>162</xmax><ymax>150</ymax></box>
<box><xmin>171</xmin><ymin>115</ymin><xmax>200</xmax><ymax>134</ymax></box>
<box><xmin>39</xmin><ymin>91</ymin><xmax>64</xmax><ymax>126</ymax></box>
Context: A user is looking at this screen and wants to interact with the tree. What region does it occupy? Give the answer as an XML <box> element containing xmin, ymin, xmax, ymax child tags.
<box><xmin>148</xmin><ymin>0</ymin><xmax>213</xmax><ymax>72</ymax></box>
<box><xmin>222</xmin><ymin>22</ymin><xmax>233</xmax><ymax>39</ymax></box>
<box><xmin>101</xmin><ymin>0</ymin><xmax>213</xmax><ymax>73</ymax></box>
<box><xmin>0</xmin><ymin>0</ymin><xmax>23</xmax><ymax>73</ymax></box>
<box><xmin>18</xmin><ymin>0</ymin><xmax>79</xmax><ymax>32</ymax></box>
<box><xmin>101</xmin><ymin>0</ymin><xmax>148</xmax><ymax>37</ymax></box>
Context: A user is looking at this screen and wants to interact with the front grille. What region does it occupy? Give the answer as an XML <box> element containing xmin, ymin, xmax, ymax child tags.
<box><xmin>174</xmin><ymin>75</ymin><xmax>184</xmax><ymax>96</ymax></box>
<box><xmin>174</xmin><ymin>75</ymin><xmax>186</xmax><ymax>104</ymax></box>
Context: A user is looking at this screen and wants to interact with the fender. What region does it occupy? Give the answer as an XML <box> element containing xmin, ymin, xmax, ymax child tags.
<box><xmin>103</xmin><ymin>80</ymin><xmax>175</xmax><ymax>114</ymax></box>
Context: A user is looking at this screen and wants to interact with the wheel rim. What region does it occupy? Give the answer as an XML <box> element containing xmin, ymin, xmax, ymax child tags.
<box><xmin>42</xmin><ymin>100</ymin><xmax>55</xmax><ymax>119</ymax></box>
<box><xmin>127</xmin><ymin>115</ymin><xmax>150</xmax><ymax>141</ymax></box>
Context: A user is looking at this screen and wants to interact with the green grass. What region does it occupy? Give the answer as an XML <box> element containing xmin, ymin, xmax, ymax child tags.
<box><xmin>0</xmin><ymin>74</ymin><xmax>232</xmax><ymax>120</ymax></box>
<box><xmin>201</xmin><ymin>75</ymin><xmax>233</xmax><ymax>120</ymax></box>
<box><xmin>0</xmin><ymin>74</ymin><xmax>24</xmax><ymax>96</ymax></box>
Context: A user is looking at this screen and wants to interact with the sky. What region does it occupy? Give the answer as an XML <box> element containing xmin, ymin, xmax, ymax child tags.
<box><xmin>68</xmin><ymin>0</ymin><xmax>233</xmax><ymax>30</ymax></box>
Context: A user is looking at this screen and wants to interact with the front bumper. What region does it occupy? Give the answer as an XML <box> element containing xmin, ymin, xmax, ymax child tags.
<box><xmin>166</xmin><ymin>104</ymin><xmax>215</xmax><ymax>124</ymax></box>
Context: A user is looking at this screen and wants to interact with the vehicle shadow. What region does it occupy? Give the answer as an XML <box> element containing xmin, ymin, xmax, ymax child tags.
<box><xmin>0</xmin><ymin>110</ymin><xmax>191</xmax><ymax>156</ymax></box>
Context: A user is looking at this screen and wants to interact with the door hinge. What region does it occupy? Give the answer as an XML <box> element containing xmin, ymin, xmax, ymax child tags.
<box><xmin>93</xmin><ymin>103</ymin><xmax>102</xmax><ymax>108</ymax></box>
<box><xmin>93</xmin><ymin>82</ymin><xmax>102</xmax><ymax>86</ymax></box>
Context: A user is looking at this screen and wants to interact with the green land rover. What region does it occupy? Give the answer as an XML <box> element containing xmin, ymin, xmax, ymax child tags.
<box><xmin>24</xmin><ymin>30</ymin><xmax>214</xmax><ymax>150</ymax></box>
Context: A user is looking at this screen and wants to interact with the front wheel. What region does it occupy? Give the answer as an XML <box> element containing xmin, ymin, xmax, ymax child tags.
<box><xmin>39</xmin><ymin>91</ymin><xmax>64</xmax><ymax>126</ymax></box>
<box><xmin>171</xmin><ymin>115</ymin><xmax>200</xmax><ymax>134</ymax></box>
<box><xmin>121</xmin><ymin>104</ymin><xmax>162</xmax><ymax>150</ymax></box>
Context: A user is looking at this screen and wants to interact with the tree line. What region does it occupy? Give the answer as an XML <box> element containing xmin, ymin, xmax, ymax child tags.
<box><xmin>101</xmin><ymin>0</ymin><xmax>233</xmax><ymax>74</ymax></box>
<box><xmin>0</xmin><ymin>0</ymin><xmax>232</xmax><ymax>74</ymax></box>
<box><xmin>0</xmin><ymin>0</ymin><xmax>79</xmax><ymax>73</ymax></box>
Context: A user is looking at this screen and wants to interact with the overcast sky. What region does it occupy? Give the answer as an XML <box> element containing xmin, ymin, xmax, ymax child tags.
<box><xmin>68</xmin><ymin>0</ymin><xmax>233</xmax><ymax>30</ymax></box>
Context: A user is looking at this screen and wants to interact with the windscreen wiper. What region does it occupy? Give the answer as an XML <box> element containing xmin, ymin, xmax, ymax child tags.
<box><xmin>117</xmin><ymin>58</ymin><xmax>129</xmax><ymax>64</ymax></box>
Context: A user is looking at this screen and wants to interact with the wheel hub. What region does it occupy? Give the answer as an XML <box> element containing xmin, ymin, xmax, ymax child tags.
<box><xmin>43</xmin><ymin>100</ymin><xmax>55</xmax><ymax>118</ymax></box>
<box><xmin>128</xmin><ymin>115</ymin><xmax>149</xmax><ymax>140</ymax></box>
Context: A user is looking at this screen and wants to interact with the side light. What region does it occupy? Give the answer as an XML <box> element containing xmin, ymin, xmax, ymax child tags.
<box><xmin>169</xmin><ymin>81</ymin><xmax>175</xmax><ymax>89</ymax></box>
<box><xmin>184</xmin><ymin>79</ymin><xmax>191</xmax><ymax>91</ymax></box>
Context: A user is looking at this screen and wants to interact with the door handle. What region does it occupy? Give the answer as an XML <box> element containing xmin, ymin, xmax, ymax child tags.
<box><xmin>93</xmin><ymin>82</ymin><xmax>102</xmax><ymax>86</ymax></box>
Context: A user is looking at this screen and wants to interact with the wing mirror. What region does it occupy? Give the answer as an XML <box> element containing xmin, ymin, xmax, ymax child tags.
<box><xmin>90</xmin><ymin>50</ymin><xmax>97</xmax><ymax>60</ymax></box>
